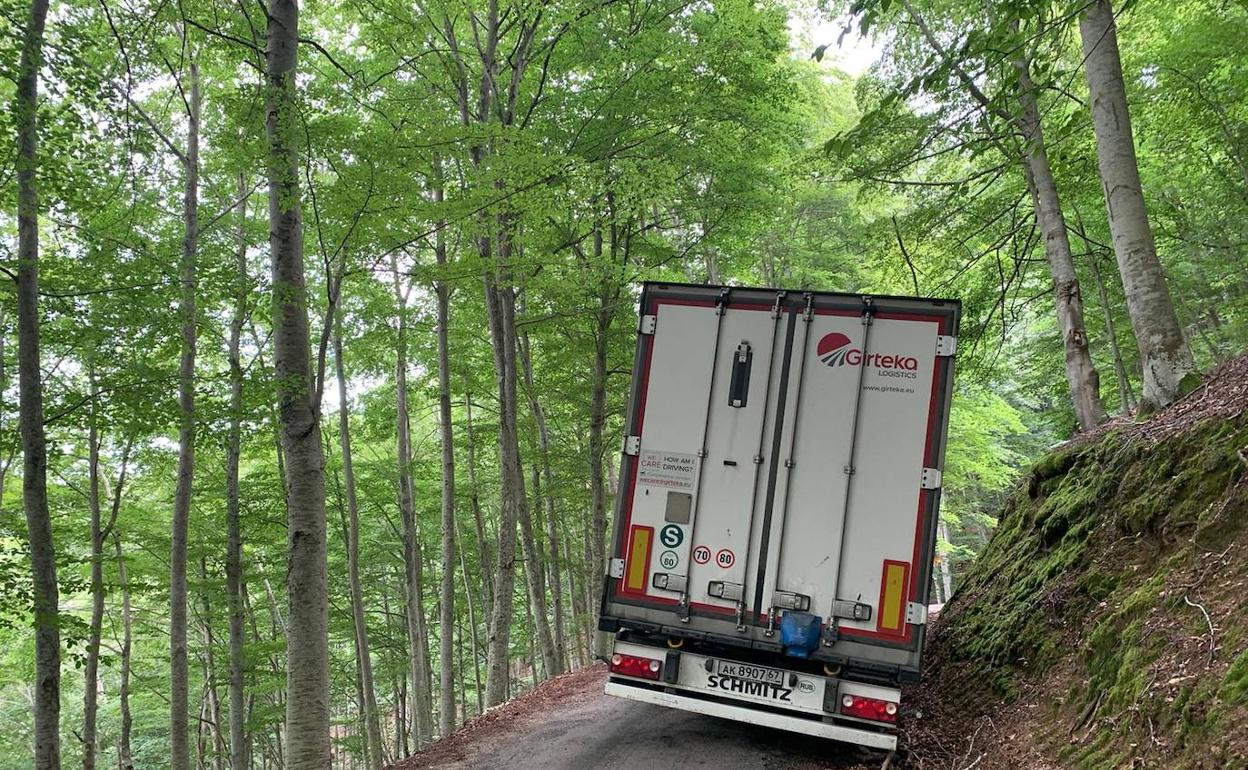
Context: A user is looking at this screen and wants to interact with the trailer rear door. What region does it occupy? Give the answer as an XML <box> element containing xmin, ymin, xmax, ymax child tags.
<box><xmin>604</xmin><ymin>284</ymin><xmax>958</xmax><ymax>667</ymax></box>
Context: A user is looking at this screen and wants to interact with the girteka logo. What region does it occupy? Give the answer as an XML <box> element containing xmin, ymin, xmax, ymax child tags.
<box><xmin>816</xmin><ymin>332</ymin><xmax>919</xmax><ymax>371</ymax></box>
<box><xmin>817</xmin><ymin>332</ymin><xmax>854</xmax><ymax>366</ymax></box>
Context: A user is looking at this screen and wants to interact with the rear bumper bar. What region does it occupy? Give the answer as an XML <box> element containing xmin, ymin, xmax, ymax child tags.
<box><xmin>604</xmin><ymin>680</ymin><xmax>898</xmax><ymax>751</ymax></box>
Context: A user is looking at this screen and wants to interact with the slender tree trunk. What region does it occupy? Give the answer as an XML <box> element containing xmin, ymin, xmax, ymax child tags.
<box><xmin>1079</xmin><ymin>0</ymin><xmax>1194</xmax><ymax>407</ymax></box>
<box><xmin>199</xmin><ymin>557</ymin><xmax>226</xmax><ymax>770</ymax></box>
<box><xmin>519</xmin><ymin>327</ymin><xmax>566</xmax><ymax>673</ymax></box>
<box><xmin>937</xmin><ymin>520</ymin><xmax>955</xmax><ymax>601</ymax></box>
<box><xmin>515</xmin><ymin>454</ymin><xmax>557</xmax><ymax>680</ymax></box>
<box><xmin>433</xmin><ymin>184</ymin><xmax>458</xmax><ymax>737</ymax></box>
<box><xmin>464</xmin><ymin>395</ymin><xmax>493</xmax><ymax>623</ymax></box>
<box><xmin>170</xmin><ymin>60</ymin><xmax>201</xmax><ymax>770</ymax></box>
<box><xmin>1014</xmin><ymin>56</ymin><xmax>1107</xmax><ymax>431</ymax></box>
<box><xmin>225</xmin><ymin>174</ymin><xmax>249</xmax><ymax>770</ymax></box>
<box><xmin>0</xmin><ymin>308</ymin><xmax>8</xmax><ymax>505</ymax></box>
<box><xmin>84</xmin><ymin>433</ymin><xmax>130</xmax><ymax>770</ymax></box>
<box><xmin>392</xmin><ymin>264</ymin><xmax>434</xmax><ymax>744</ymax></box>
<box><xmin>1088</xmin><ymin>252</ymin><xmax>1136</xmax><ymax>411</ymax></box>
<box><xmin>114</xmin><ymin>533</ymin><xmax>134</xmax><ymax>769</ymax></box>
<box><xmin>14</xmin><ymin>0</ymin><xmax>59</xmax><ymax>764</ymax></box>
<box><xmin>82</xmin><ymin>384</ymin><xmax>103</xmax><ymax>770</ymax></box>
<box><xmin>455</xmin><ymin>610</ymin><xmax>466</xmax><ymax>725</ymax></box>
<box><xmin>482</xmin><ymin>264</ymin><xmax>526</xmax><ymax>707</ymax></box>
<box><xmin>267</xmin><ymin>0</ymin><xmax>331</xmax><ymax>763</ymax></box>
<box><xmin>588</xmin><ymin>293</ymin><xmax>612</xmax><ymax>659</ymax></box>
<box><xmin>334</xmin><ymin>318</ymin><xmax>385</xmax><ymax>769</ymax></box>
<box><xmin>456</xmin><ymin>520</ymin><xmax>484</xmax><ymax>716</ymax></box>
<box><xmin>563</xmin><ymin>534</ymin><xmax>585</xmax><ymax>667</ymax></box>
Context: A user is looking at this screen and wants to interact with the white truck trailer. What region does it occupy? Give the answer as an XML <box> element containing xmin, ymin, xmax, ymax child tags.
<box><xmin>599</xmin><ymin>282</ymin><xmax>960</xmax><ymax>752</ymax></box>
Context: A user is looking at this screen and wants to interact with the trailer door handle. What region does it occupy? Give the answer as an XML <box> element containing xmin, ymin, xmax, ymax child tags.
<box><xmin>728</xmin><ymin>341</ymin><xmax>752</xmax><ymax>408</ymax></box>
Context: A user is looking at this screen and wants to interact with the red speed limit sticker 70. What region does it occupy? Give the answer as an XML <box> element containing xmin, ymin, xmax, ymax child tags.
<box><xmin>714</xmin><ymin>548</ymin><xmax>735</xmax><ymax>569</ymax></box>
<box><xmin>691</xmin><ymin>545</ymin><xmax>711</xmax><ymax>565</ymax></box>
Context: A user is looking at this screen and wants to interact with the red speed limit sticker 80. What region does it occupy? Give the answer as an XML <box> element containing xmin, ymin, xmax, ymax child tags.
<box><xmin>714</xmin><ymin>548</ymin><xmax>735</xmax><ymax>569</ymax></box>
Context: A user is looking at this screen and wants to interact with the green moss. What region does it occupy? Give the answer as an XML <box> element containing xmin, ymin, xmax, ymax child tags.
<box><xmin>1114</xmin><ymin>419</ymin><xmax>1248</xmax><ymax>535</ymax></box>
<box><xmin>935</xmin><ymin>413</ymin><xmax>1248</xmax><ymax>768</ymax></box>
<box><xmin>1179</xmin><ymin>371</ymin><xmax>1203</xmax><ymax>396</ymax></box>
<box><xmin>1220</xmin><ymin>648</ymin><xmax>1248</xmax><ymax>706</ymax></box>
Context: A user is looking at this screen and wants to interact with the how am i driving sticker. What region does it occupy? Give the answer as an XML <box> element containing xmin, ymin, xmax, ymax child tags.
<box><xmin>637</xmin><ymin>449</ymin><xmax>698</xmax><ymax>491</ymax></box>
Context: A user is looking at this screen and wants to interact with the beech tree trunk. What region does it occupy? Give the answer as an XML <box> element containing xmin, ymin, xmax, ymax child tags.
<box><xmin>392</xmin><ymin>264</ymin><xmax>435</xmax><ymax>743</ymax></box>
<box><xmin>334</xmin><ymin>317</ymin><xmax>385</xmax><ymax>769</ymax></box>
<box><xmin>482</xmin><ymin>261</ymin><xmax>526</xmax><ymax>706</ymax></box>
<box><xmin>937</xmin><ymin>520</ymin><xmax>955</xmax><ymax>601</ymax></box>
<box><xmin>1014</xmin><ymin>55</ymin><xmax>1107</xmax><ymax>431</ymax></box>
<box><xmin>267</xmin><ymin>1</ymin><xmax>332</xmax><ymax>764</ymax></box>
<box><xmin>464</xmin><ymin>394</ymin><xmax>494</xmax><ymax>623</ymax></box>
<box><xmin>199</xmin><ymin>557</ymin><xmax>226</xmax><ymax>770</ymax></box>
<box><xmin>519</xmin><ymin>323</ymin><xmax>566</xmax><ymax>674</ymax></box>
<box><xmin>434</xmin><ymin>180</ymin><xmax>459</xmax><ymax>737</ymax></box>
<box><xmin>588</xmin><ymin>290</ymin><xmax>612</xmax><ymax>659</ymax></box>
<box><xmin>1089</xmin><ymin>254</ymin><xmax>1136</xmax><ymax>411</ymax></box>
<box><xmin>225</xmin><ymin>173</ymin><xmax>249</xmax><ymax>770</ymax></box>
<box><xmin>170</xmin><ymin>59</ymin><xmax>200</xmax><ymax>770</ymax></box>
<box><xmin>84</xmin><ymin>422</ymin><xmax>130</xmax><ymax>770</ymax></box>
<box><xmin>456</xmin><ymin>515</ymin><xmax>485</xmax><ymax>716</ymax></box>
<box><xmin>1079</xmin><ymin>0</ymin><xmax>1194</xmax><ymax>408</ymax></box>
<box><xmin>114</xmin><ymin>532</ymin><xmax>134</xmax><ymax>769</ymax></box>
<box><xmin>82</xmin><ymin>388</ymin><xmax>103</xmax><ymax>770</ymax></box>
<box><xmin>14</xmin><ymin>0</ymin><xmax>60</xmax><ymax>765</ymax></box>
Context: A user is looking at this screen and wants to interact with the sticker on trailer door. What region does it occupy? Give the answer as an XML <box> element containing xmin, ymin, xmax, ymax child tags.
<box><xmin>637</xmin><ymin>449</ymin><xmax>699</xmax><ymax>490</ymax></box>
<box><xmin>692</xmin><ymin>545</ymin><xmax>711</xmax><ymax>564</ymax></box>
<box><xmin>715</xmin><ymin>548</ymin><xmax>735</xmax><ymax>569</ymax></box>
<box><xmin>659</xmin><ymin>525</ymin><xmax>684</xmax><ymax>547</ymax></box>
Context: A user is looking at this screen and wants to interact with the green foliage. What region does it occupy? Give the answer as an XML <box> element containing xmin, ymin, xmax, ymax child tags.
<box><xmin>0</xmin><ymin>0</ymin><xmax>1244</xmax><ymax>764</ymax></box>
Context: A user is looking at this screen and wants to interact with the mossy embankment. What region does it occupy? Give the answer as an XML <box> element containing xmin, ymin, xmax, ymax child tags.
<box><xmin>905</xmin><ymin>356</ymin><xmax>1248</xmax><ymax>770</ymax></box>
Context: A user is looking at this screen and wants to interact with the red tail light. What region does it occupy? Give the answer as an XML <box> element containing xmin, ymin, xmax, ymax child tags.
<box><xmin>610</xmin><ymin>653</ymin><xmax>662</xmax><ymax>681</ymax></box>
<box><xmin>839</xmin><ymin>693</ymin><xmax>898</xmax><ymax>723</ymax></box>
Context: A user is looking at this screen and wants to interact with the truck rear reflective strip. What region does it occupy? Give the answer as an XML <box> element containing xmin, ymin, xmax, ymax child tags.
<box><xmin>625</xmin><ymin>526</ymin><xmax>654</xmax><ymax>593</ymax></box>
<box><xmin>878</xmin><ymin>560</ymin><xmax>910</xmax><ymax>634</ymax></box>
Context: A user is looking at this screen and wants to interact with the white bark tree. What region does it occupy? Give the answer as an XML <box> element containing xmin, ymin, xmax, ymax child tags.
<box><xmin>1079</xmin><ymin>0</ymin><xmax>1194</xmax><ymax>408</ymax></box>
<box><xmin>13</xmin><ymin>0</ymin><xmax>59</xmax><ymax>765</ymax></box>
<box><xmin>266</xmin><ymin>1</ymin><xmax>331</xmax><ymax>765</ymax></box>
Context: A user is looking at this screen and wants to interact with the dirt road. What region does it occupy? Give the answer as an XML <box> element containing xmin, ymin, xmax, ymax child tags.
<box><xmin>394</xmin><ymin>665</ymin><xmax>883</xmax><ymax>770</ymax></box>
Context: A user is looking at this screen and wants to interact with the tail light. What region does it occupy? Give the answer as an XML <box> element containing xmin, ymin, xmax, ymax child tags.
<box><xmin>610</xmin><ymin>652</ymin><xmax>662</xmax><ymax>681</ymax></box>
<box><xmin>840</xmin><ymin>693</ymin><xmax>898</xmax><ymax>723</ymax></box>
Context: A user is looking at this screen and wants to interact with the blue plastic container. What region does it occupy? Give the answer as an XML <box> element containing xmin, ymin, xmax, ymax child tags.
<box><xmin>778</xmin><ymin>611</ymin><xmax>822</xmax><ymax>658</ymax></box>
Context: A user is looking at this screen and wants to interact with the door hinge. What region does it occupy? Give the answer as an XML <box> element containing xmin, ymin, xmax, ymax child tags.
<box><xmin>935</xmin><ymin>335</ymin><xmax>958</xmax><ymax>357</ymax></box>
<box><xmin>608</xmin><ymin>558</ymin><xmax>625</xmax><ymax>579</ymax></box>
<box><xmin>639</xmin><ymin>314</ymin><xmax>657</xmax><ymax>335</ymax></box>
<box><xmin>920</xmin><ymin>467</ymin><xmax>942</xmax><ymax>490</ymax></box>
<box><xmin>906</xmin><ymin>602</ymin><xmax>928</xmax><ymax>625</ymax></box>
<box><xmin>623</xmin><ymin>435</ymin><xmax>641</xmax><ymax>456</ymax></box>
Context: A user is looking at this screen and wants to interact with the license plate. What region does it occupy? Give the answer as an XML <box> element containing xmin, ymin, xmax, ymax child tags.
<box><xmin>714</xmin><ymin>659</ymin><xmax>785</xmax><ymax>686</ymax></box>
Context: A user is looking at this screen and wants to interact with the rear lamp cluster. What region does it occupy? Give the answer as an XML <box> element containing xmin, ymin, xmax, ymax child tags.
<box><xmin>839</xmin><ymin>694</ymin><xmax>898</xmax><ymax>723</ymax></box>
<box><xmin>609</xmin><ymin>653</ymin><xmax>662</xmax><ymax>681</ymax></box>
